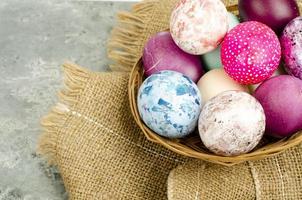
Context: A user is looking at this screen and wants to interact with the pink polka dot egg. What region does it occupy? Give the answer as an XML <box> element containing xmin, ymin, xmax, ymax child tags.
<box><xmin>221</xmin><ymin>21</ymin><xmax>281</xmax><ymax>84</ymax></box>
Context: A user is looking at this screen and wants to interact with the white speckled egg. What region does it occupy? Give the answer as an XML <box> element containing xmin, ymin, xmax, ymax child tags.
<box><xmin>170</xmin><ymin>0</ymin><xmax>228</xmax><ymax>55</ymax></box>
<box><xmin>198</xmin><ymin>91</ymin><xmax>265</xmax><ymax>156</ymax></box>
<box><xmin>138</xmin><ymin>70</ymin><xmax>202</xmax><ymax>138</ymax></box>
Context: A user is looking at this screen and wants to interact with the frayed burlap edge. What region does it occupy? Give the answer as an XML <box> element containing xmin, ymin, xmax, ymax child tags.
<box><xmin>107</xmin><ymin>0</ymin><xmax>156</xmax><ymax>71</ymax></box>
<box><xmin>37</xmin><ymin>62</ymin><xmax>90</xmax><ymax>165</ymax></box>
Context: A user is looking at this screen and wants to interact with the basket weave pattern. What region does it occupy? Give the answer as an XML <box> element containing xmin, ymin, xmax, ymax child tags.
<box><xmin>124</xmin><ymin>3</ymin><xmax>302</xmax><ymax>166</ymax></box>
<box><xmin>129</xmin><ymin>57</ymin><xmax>302</xmax><ymax>165</ymax></box>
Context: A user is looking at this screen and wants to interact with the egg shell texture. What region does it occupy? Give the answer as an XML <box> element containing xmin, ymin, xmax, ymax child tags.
<box><xmin>281</xmin><ymin>16</ymin><xmax>302</xmax><ymax>80</ymax></box>
<box><xmin>142</xmin><ymin>31</ymin><xmax>204</xmax><ymax>82</ymax></box>
<box><xmin>197</xmin><ymin>69</ymin><xmax>249</xmax><ymax>103</ymax></box>
<box><xmin>254</xmin><ymin>75</ymin><xmax>302</xmax><ymax>138</ymax></box>
<box><xmin>137</xmin><ymin>70</ymin><xmax>202</xmax><ymax>138</ymax></box>
<box><xmin>198</xmin><ymin>91</ymin><xmax>265</xmax><ymax>156</ymax></box>
<box><xmin>201</xmin><ymin>12</ymin><xmax>240</xmax><ymax>70</ymax></box>
<box><xmin>249</xmin><ymin>65</ymin><xmax>287</xmax><ymax>92</ymax></box>
<box><xmin>170</xmin><ymin>0</ymin><xmax>228</xmax><ymax>55</ymax></box>
<box><xmin>238</xmin><ymin>0</ymin><xmax>300</xmax><ymax>35</ymax></box>
<box><xmin>221</xmin><ymin>21</ymin><xmax>281</xmax><ymax>84</ymax></box>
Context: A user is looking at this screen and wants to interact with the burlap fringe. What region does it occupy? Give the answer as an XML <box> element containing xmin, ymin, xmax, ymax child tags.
<box><xmin>107</xmin><ymin>1</ymin><xmax>156</xmax><ymax>71</ymax></box>
<box><xmin>37</xmin><ymin>62</ymin><xmax>90</xmax><ymax>165</ymax></box>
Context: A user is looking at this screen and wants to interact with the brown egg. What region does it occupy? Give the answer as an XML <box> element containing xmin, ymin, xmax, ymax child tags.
<box><xmin>197</xmin><ymin>69</ymin><xmax>249</xmax><ymax>104</ymax></box>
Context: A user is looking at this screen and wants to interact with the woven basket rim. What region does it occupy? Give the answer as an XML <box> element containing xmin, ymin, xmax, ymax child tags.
<box><xmin>127</xmin><ymin>3</ymin><xmax>302</xmax><ymax>166</ymax></box>
<box><xmin>128</xmin><ymin>58</ymin><xmax>302</xmax><ymax>166</ymax></box>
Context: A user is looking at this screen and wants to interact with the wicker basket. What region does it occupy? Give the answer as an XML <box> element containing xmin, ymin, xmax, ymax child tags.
<box><xmin>129</xmin><ymin>59</ymin><xmax>302</xmax><ymax>166</ymax></box>
<box><xmin>128</xmin><ymin>5</ymin><xmax>302</xmax><ymax>166</ymax></box>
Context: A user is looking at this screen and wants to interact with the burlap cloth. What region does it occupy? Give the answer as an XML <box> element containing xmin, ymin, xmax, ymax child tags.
<box><xmin>38</xmin><ymin>0</ymin><xmax>302</xmax><ymax>199</ymax></box>
<box><xmin>168</xmin><ymin>145</ymin><xmax>302</xmax><ymax>200</ymax></box>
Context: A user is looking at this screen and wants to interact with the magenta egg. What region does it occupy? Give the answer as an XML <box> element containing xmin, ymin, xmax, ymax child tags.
<box><xmin>254</xmin><ymin>75</ymin><xmax>302</xmax><ymax>138</ymax></box>
<box><xmin>142</xmin><ymin>31</ymin><xmax>204</xmax><ymax>82</ymax></box>
<box><xmin>281</xmin><ymin>17</ymin><xmax>302</xmax><ymax>80</ymax></box>
<box><xmin>239</xmin><ymin>0</ymin><xmax>300</xmax><ymax>35</ymax></box>
<box><xmin>221</xmin><ymin>21</ymin><xmax>281</xmax><ymax>85</ymax></box>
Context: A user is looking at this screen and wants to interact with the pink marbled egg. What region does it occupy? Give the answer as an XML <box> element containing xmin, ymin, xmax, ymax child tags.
<box><xmin>170</xmin><ymin>0</ymin><xmax>228</xmax><ymax>55</ymax></box>
<box><xmin>221</xmin><ymin>21</ymin><xmax>281</xmax><ymax>84</ymax></box>
<box><xmin>281</xmin><ymin>16</ymin><xmax>302</xmax><ymax>80</ymax></box>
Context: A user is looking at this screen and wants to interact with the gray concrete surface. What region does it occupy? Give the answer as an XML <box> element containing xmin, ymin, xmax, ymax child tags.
<box><xmin>0</xmin><ymin>1</ymin><xmax>133</xmax><ymax>199</ymax></box>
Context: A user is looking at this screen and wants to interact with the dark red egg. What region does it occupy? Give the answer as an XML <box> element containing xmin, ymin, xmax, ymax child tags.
<box><xmin>239</xmin><ymin>0</ymin><xmax>300</xmax><ymax>35</ymax></box>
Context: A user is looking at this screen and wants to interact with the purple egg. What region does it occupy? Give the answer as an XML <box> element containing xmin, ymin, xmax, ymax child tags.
<box><xmin>254</xmin><ymin>75</ymin><xmax>302</xmax><ymax>138</ymax></box>
<box><xmin>239</xmin><ymin>0</ymin><xmax>300</xmax><ymax>35</ymax></box>
<box><xmin>281</xmin><ymin>17</ymin><xmax>302</xmax><ymax>80</ymax></box>
<box><xmin>142</xmin><ymin>31</ymin><xmax>204</xmax><ymax>83</ymax></box>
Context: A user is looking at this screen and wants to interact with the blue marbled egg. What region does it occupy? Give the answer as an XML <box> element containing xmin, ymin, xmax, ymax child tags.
<box><xmin>137</xmin><ymin>70</ymin><xmax>202</xmax><ymax>138</ymax></box>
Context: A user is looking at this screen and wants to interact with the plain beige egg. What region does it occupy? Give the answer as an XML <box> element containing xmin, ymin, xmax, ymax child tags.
<box><xmin>197</xmin><ymin>68</ymin><xmax>249</xmax><ymax>103</ymax></box>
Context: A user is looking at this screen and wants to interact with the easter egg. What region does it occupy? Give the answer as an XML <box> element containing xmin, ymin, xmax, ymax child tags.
<box><xmin>249</xmin><ymin>65</ymin><xmax>287</xmax><ymax>92</ymax></box>
<box><xmin>197</xmin><ymin>69</ymin><xmax>249</xmax><ymax>103</ymax></box>
<box><xmin>142</xmin><ymin>31</ymin><xmax>204</xmax><ymax>82</ymax></box>
<box><xmin>198</xmin><ymin>91</ymin><xmax>265</xmax><ymax>156</ymax></box>
<box><xmin>137</xmin><ymin>70</ymin><xmax>202</xmax><ymax>138</ymax></box>
<box><xmin>201</xmin><ymin>12</ymin><xmax>240</xmax><ymax>70</ymax></box>
<box><xmin>239</xmin><ymin>0</ymin><xmax>300</xmax><ymax>35</ymax></box>
<box><xmin>221</xmin><ymin>21</ymin><xmax>281</xmax><ymax>85</ymax></box>
<box><xmin>254</xmin><ymin>75</ymin><xmax>302</xmax><ymax>138</ymax></box>
<box><xmin>170</xmin><ymin>0</ymin><xmax>228</xmax><ymax>55</ymax></box>
<box><xmin>281</xmin><ymin>17</ymin><xmax>302</xmax><ymax>80</ymax></box>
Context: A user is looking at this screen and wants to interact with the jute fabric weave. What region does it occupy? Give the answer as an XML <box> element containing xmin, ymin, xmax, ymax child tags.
<box><xmin>168</xmin><ymin>144</ymin><xmax>302</xmax><ymax>200</ymax></box>
<box><xmin>38</xmin><ymin>0</ymin><xmax>302</xmax><ymax>199</ymax></box>
<box><xmin>39</xmin><ymin>63</ymin><xmax>191</xmax><ymax>199</ymax></box>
